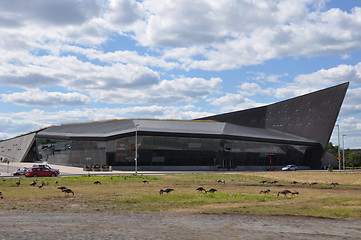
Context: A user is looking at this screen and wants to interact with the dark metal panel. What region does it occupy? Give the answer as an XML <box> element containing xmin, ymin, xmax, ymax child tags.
<box><xmin>198</xmin><ymin>105</ymin><xmax>268</xmax><ymax>128</ymax></box>
<box><xmin>36</xmin><ymin>120</ymin><xmax>226</xmax><ymax>139</ymax></box>
<box><xmin>37</xmin><ymin>119</ymin><xmax>135</xmax><ymax>136</ymax></box>
<box><xmin>266</xmin><ymin>82</ymin><xmax>349</xmax><ymax>148</ymax></box>
<box><xmin>36</xmin><ymin>120</ymin><xmax>316</xmax><ymax>145</ymax></box>
<box><xmin>199</xmin><ymin>82</ymin><xmax>349</xmax><ymax>149</ymax></box>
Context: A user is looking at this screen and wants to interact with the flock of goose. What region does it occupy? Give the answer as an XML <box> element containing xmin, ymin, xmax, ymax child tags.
<box><xmin>0</xmin><ymin>177</ymin><xmax>341</xmax><ymax>200</ymax></box>
<box><xmin>258</xmin><ymin>180</ymin><xmax>341</xmax><ymax>197</ymax></box>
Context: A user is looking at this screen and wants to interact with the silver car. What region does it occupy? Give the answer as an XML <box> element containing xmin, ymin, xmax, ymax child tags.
<box><xmin>281</xmin><ymin>165</ymin><xmax>297</xmax><ymax>171</ymax></box>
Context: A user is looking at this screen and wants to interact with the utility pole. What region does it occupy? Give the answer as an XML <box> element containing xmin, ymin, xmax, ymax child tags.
<box><xmin>342</xmin><ymin>134</ymin><xmax>346</xmax><ymax>171</ymax></box>
<box><xmin>134</xmin><ymin>124</ymin><xmax>139</xmax><ymax>175</ymax></box>
<box><xmin>335</xmin><ymin>125</ymin><xmax>341</xmax><ymax>172</ymax></box>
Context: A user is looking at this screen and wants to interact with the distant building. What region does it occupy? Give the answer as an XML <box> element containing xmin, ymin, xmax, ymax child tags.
<box><xmin>350</xmin><ymin>149</ymin><xmax>361</xmax><ymax>154</ymax></box>
<box><xmin>0</xmin><ymin>83</ymin><xmax>349</xmax><ymax>170</ymax></box>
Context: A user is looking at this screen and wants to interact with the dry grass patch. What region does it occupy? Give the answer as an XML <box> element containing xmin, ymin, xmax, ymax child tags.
<box><xmin>0</xmin><ymin>172</ymin><xmax>360</xmax><ymax>218</ymax></box>
<box><xmin>239</xmin><ymin>171</ymin><xmax>361</xmax><ymax>185</ymax></box>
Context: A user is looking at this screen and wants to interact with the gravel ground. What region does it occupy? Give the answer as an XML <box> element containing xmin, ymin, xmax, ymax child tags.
<box><xmin>0</xmin><ymin>210</ymin><xmax>360</xmax><ymax>240</ymax></box>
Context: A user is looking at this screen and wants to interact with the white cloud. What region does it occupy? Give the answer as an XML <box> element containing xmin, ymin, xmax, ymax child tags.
<box><xmin>330</xmin><ymin>116</ymin><xmax>361</xmax><ymax>149</ymax></box>
<box><xmin>67</xmin><ymin>46</ymin><xmax>180</xmax><ymax>70</ymax></box>
<box><xmin>0</xmin><ymin>48</ymin><xmax>222</xmax><ymax>106</ymax></box>
<box><xmin>211</xmin><ymin>62</ymin><xmax>361</xmax><ymax>117</ymax></box>
<box><xmin>295</xmin><ymin>63</ymin><xmax>361</xmax><ymax>87</ymax></box>
<box><xmin>237</xmin><ymin>82</ymin><xmax>315</xmax><ymax>100</ymax></box>
<box><xmin>0</xmin><ymin>0</ymin><xmax>102</xmax><ymax>27</ymax></box>
<box><xmin>123</xmin><ymin>0</ymin><xmax>361</xmax><ymax>70</ymax></box>
<box><xmin>0</xmin><ymin>0</ymin><xmax>361</xmax><ymax>72</ymax></box>
<box><xmin>0</xmin><ymin>114</ymin><xmax>40</xmax><ymax>135</ymax></box>
<box><xmin>0</xmin><ymin>105</ymin><xmax>215</xmax><ymax>139</ymax></box>
<box><xmin>0</xmin><ymin>132</ymin><xmax>11</xmax><ymax>140</ymax></box>
<box><xmin>0</xmin><ymin>0</ymin><xmax>107</xmax><ymax>49</ymax></box>
<box><xmin>341</xmin><ymin>88</ymin><xmax>361</xmax><ymax>117</ymax></box>
<box><xmin>246</xmin><ymin>72</ymin><xmax>288</xmax><ymax>83</ymax></box>
<box><xmin>136</xmin><ymin>0</ymin><xmax>315</xmax><ymax>48</ymax></box>
<box><xmin>340</xmin><ymin>54</ymin><xmax>351</xmax><ymax>59</ymax></box>
<box><xmin>88</xmin><ymin>77</ymin><xmax>222</xmax><ymax>104</ymax></box>
<box><xmin>234</xmin><ymin>63</ymin><xmax>361</xmax><ymax>101</ymax></box>
<box><xmin>1</xmin><ymin>90</ymin><xmax>91</xmax><ymax>107</ymax></box>
<box><xmin>238</xmin><ymin>83</ymin><xmax>267</xmax><ymax>97</ymax></box>
<box><xmin>0</xmin><ymin>54</ymin><xmax>161</xmax><ymax>97</ymax></box>
<box><xmin>0</xmin><ymin>73</ymin><xmax>60</xmax><ymax>89</ymax></box>
<box><xmin>209</xmin><ymin>93</ymin><xmax>263</xmax><ymax>113</ymax></box>
<box><xmin>104</xmin><ymin>0</ymin><xmax>144</xmax><ymax>29</ymax></box>
<box><xmin>1</xmin><ymin>0</ymin><xmax>361</xmax><ymax>78</ymax></box>
<box><xmin>345</xmin><ymin>87</ymin><xmax>361</xmax><ymax>106</ymax></box>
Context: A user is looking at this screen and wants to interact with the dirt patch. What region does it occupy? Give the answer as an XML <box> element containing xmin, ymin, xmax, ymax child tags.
<box><xmin>0</xmin><ymin>210</ymin><xmax>360</xmax><ymax>240</ymax></box>
<box><xmin>240</xmin><ymin>171</ymin><xmax>361</xmax><ymax>185</ymax></box>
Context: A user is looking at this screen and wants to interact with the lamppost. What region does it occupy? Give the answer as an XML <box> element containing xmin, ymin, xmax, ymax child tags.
<box><xmin>135</xmin><ymin>124</ymin><xmax>139</xmax><ymax>175</ymax></box>
<box><xmin>342</xmin><ymin>134</ymin><xmax>346</xmax><ymax>171</ymax></box>
<box><xmin>335</xmin><ymin>125</ymin><xmax>341</xmax><ymax>172</ymax></box>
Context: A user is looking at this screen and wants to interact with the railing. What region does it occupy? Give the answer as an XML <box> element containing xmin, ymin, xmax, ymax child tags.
<box><xmin>83</xmin><ymin>165</ymin><xmax>112</xmax><ymax>171</ymax></box>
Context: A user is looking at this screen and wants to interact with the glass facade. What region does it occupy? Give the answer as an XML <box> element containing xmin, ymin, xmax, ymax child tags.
<box><xmin>36</xmin><ymin>135</ymin><xmax>316</xmax><ymax>169</ymax></box>
<box><xmin>36</xmin><ymin>138</ymin><xmax>107</xmax><ymax>166</ymax></box>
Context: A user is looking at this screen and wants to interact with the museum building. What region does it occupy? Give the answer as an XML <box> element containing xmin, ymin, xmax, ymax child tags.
<box><xmin>0</xmin><ymin>82</ymin><xmax>349</xmax><ymax>170</ymax></box>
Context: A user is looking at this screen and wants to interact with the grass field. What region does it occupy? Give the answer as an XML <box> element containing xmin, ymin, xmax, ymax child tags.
<box><xmin>1</xmin><ymin>172</ymin><xmax>361</xmax><ymax>219</ymax></box>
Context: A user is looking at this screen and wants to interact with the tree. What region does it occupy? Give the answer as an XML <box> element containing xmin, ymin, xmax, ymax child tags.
<box><xmin>347</xmin><ymin>152</ymin><xmax>361</xmax><ymax>167</ymax></box>
<box><xmin>326</xmin><ymin>142</ymin><xmax>339</xmax><ymax>157</ymax></box>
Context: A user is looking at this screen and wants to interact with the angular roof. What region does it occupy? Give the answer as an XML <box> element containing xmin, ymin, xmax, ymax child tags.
<box><xmin>199</xmin><ymin>82</ymin><xmax>349</xmax><ymax>148</ymax></box>
<box><xmin>36</xmin><ymin>119</ymin><xmax>317</xmax><ymax>145</ymax></box>
<box><xmin>36</xmin><ymin>83</ymin><xmax>349</xmax><ymax>147</ymax></box>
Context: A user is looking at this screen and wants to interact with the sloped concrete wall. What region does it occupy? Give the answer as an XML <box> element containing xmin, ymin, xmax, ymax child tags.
<box><xmin>0</xmin><ymin>133</ymin><xmax>36</xmax><ymax>162</ymax></box>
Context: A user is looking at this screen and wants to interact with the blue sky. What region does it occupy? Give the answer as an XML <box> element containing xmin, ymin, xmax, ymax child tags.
<box><xmin>1</xmin><ymin>0</ymin><xmax>361</xmax><ymax>149</ymax></box>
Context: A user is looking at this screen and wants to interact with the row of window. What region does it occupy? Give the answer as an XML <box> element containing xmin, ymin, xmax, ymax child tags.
<box><xmin>36</xmin><ymin>136</ymin><xmax>315</xmax><ymax>168</ymax></box>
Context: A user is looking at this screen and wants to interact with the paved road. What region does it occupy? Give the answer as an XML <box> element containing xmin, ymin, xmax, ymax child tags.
<box><xmin>0</xmin><ymin>162</ymin><xmax>129</xmax><ymax>177</ymax></box>
<box><xmin>2</xmin><ymin>161</ymin><xmax>358</xmax><ymax>178</ymax></box>
<box><xmin>0</xmin><ymin>162</ymin><xmax>229</xmax><ymax>177</ymax></box>
<box><xmin>1</xmin><ymin>210</ymin><xmax>360</xmax><ymax>240</ymax></box>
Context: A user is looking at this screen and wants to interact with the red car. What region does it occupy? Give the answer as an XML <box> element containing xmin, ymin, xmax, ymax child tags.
<box><xmin>25</xmin><ymin>167</ymin><xmax>59</xmax><ymax>177</ymax></box>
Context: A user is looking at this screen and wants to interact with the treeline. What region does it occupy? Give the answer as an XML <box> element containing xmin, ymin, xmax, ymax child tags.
<box><xmin>326</xmin><ymin>142</ymin><xmax>361</xmax><ymax>167</ymax></box>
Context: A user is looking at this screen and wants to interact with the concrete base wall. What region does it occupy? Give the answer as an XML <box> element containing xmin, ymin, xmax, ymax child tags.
<box><xmin>110</xmin><ymin>165</ymin><xmax>310</xmax><ymax>171</ymax></box>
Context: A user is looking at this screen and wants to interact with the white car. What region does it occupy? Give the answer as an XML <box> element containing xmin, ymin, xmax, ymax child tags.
<box><xmin>281</xmin><ymin>165</ymin><xmax>297</xmax><ymax>171</ymax></box>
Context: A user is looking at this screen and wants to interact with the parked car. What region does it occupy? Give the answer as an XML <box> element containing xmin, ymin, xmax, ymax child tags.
<box><xmin>13</xmin><ymin>167</ymin><xmax>29</xmax><ymax>176</ymax></box>
<box><xmin>281</xmin><ymin>165</ymin><xmax>298</xmax><ymax>171</ymax></box>
<box><xmin>25</xmin><ymin>167</ymin><xmax>59</xmax><ymax>177</ymax></box>
<box><xmin>32</xmin><ymin>164</ymin><xmax>60</xmax><ymax>174</ymax></box>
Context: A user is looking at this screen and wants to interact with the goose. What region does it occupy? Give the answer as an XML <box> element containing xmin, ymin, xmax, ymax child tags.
<box><xmin>62</xmin><ymin>188</ymin><xmax>74</xmax><ymax>196</ymax></box>
<box><xmin>207</xmin><ymin>188</ymin><xmax>217</xmax><ymax>193</ymax></box>
<box><xmin>196</xmin><ymin>187</ymin><xmax>206</xmax><ymax>193</ymax></box>
<box><xmin>259</xmin><ymin>189</ymin><xmax>271</xmax><ymax>194</ymax></box>
<box><xmin>277</xmin><ymin>189</ymin><xmax>291</xmax><ymax>197</ymax></box>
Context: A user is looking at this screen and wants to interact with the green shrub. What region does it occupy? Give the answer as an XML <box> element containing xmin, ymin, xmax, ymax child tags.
<box><xmin>327</xmin><ymin>164</ymin><xmax>333</xmax><ymax>172</ymax></box>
